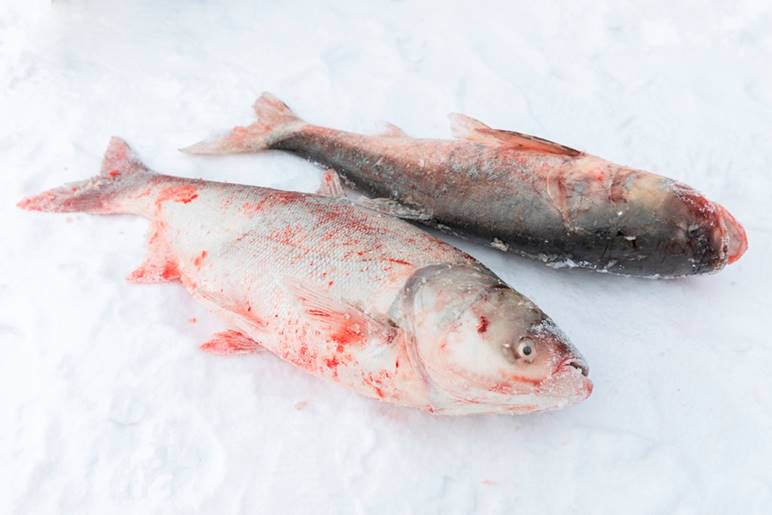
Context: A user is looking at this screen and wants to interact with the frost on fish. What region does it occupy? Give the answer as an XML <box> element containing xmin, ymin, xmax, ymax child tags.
<box><xmin>184</xmin><ymin>93</ymin><xmax>748</xmax><ymax>278</ymax></box>
<box><xmin>19</xmin><ymin>138</ymin><xmax>592</xmax><ymax>415</ymax></box>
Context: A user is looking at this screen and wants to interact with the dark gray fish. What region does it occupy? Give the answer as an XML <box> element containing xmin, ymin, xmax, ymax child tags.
<box><xmin>183</xmin><ymin>93</ymin><xmax>747</xmax><ymax>278</ymax></box>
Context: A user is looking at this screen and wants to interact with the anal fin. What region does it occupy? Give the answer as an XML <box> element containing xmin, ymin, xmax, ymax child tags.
<box><xmin>200</xmin><ymin>329</ymin><xmax>263</xmax><ymax>355</ymax></box>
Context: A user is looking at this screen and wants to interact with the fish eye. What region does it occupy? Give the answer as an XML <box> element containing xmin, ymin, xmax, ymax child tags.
<box><xmin>515</xmin><ymin>338</ymin><xmax>536</xmax><ymax>362</ymax></box>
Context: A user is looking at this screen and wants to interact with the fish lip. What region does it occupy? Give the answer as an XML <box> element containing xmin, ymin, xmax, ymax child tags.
<box><xmin>555</xmin><ymin>357</ymin><xmax>589</xmax><ymax>377</ymax></box>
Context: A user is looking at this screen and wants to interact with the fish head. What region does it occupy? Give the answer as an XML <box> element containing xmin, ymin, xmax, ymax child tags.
<box><xmin>670</xmin><ymin>182</ymin><xmax>748</xmax><ymax>271</ymax></box>
<box><xmin>401</xmin><ymin>265</ymin><xmax>592</xmax><ymax>414</ymax></box>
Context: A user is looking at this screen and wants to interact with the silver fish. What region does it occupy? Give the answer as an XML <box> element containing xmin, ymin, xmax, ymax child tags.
<box><xmin>19</xmin><ymin>138</ymin><xmax>592</xmax><ymax>415</ymax></box>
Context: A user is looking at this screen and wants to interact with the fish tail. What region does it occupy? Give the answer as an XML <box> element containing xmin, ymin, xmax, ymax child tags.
<box><xmin>18</xmin><ymin>137</ymin><xmax>157</xmax><ymax>216</ymax></box>
<box><xmin>180</xmin><ymin>92</ymin><xmax>305</xmax><ymax>154</ymax></box>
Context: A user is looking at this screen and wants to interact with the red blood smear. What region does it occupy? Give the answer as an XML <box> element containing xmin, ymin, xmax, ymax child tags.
<box><xmin>157</xmin><ymin>185</ymin><xmax>199</xmax><ymax>204</ymax></box>
<box><xmin>547</xmin><ymin>171</ymin><xmax>571</xmax><ymax>224</ymax></box>
<box><xmin>294</xmin><ymin>345</ymin><xmax>316</xmax><ymax>371</ymax></box>
<box><xmin>314</xmin><ymin>204</ymin><xmax>381</xmax><ymax>236</ymax></box>
<box><xmin>200</xmin><ymin>330</ymin><xmax>260</xmax><ymax>355</ymax></box>
<box><xmin>609</xmin><ymin>170</ymin><xmax>630</xmax><ymax>203</ymax></box>
<box><xmin>193</xmin><ymin>250</ymin><xmax>208</xmax><ymax>269</ymax></box>
<box><xmin>477</xmin><ymin>316</ymin><xmax>489</xmax><ymax>334</ymax></box>
<box><xmin>243</xmin><ymin>191</ymin><xmax>303</xmax><ymax>214</ymax></box>
<box><xmin>488</xmin><ymin>374</ymin><xmax>543</xmax><ymax>393</ymax></box>
<box><xmin>161</xmin><ymin>262</ymin><xmax>180</xmax><ymax>281</ymax></box>
<box><xmin>108</xmin><ymin>170</ymin><xmax>121</xmax><ymax>178</ymax></box>
<box><xmin>363</xmin><ymin>371</ymin><xmax>391</xmax><ymax>399</ymax></box>
<box><xmin>268</xmin><ymin>226</ymin><xmax>300</xmax><ymax>245</ymax></box>
<box><xmin>330</xmin><ymin>321</ymin><xmax>364</xmax><ymax>346</ymax></box>
<box><xmin>386</xmin><ymin>258</ymin><xmax>412</xmax><ymax>266</ymax></box>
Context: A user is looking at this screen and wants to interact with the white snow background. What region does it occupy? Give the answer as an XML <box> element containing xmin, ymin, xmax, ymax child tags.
<box><xmin>2</xmin><ymin>1</ymin><xmax>771</xmax><ymax>513</ymax></box>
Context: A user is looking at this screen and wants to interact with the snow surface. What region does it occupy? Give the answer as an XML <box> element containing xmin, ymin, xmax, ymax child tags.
<box><xmin>2</xmin><ymin>1</ymin><xmax>771</xmax><ymax>513</ymax></box>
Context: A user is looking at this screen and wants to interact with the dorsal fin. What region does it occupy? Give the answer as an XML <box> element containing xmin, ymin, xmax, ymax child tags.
<box><xmin>378</xmin><ymin>122</ymin><xmax>408</xmax><ymax>138</ymax></box>
<box><xmin>448</xmin><ymin>113</ymin><xmax>581</xmax><ymax>157</ymax></box>
<box><xmin>449</xmin><ymin>113</ymin><xmax>491</xmax><ymax>137</ymax></box>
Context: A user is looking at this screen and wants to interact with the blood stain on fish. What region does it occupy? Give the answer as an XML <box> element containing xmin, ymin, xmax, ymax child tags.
<box><xmin>294</xmin><ymin>344</ymin><xmax>317</xmax><ymax>372</ymax></box>
<box><xmin>330</xmin><ymin>320</ymin><xmax>365</xmax><ymax>346</ymax></box>
<box><xmin>193</xmin><ymin>250</ymin><xmax>208</xmax><ymax>269</ymax></box>
<box><xmin>161</xmin><ymin>262</ymin><xmax>180</xmax><ymax>280</ymax></box>
<box><xmin>157</xmin><ymin>184</ymin><xmax>199</xmax><ymax>205</ymax></box>
<box><xmin>363</xmin><ymin>370</ymin><xmax>393</xmax><ymax>399</ymax></box>
<box><xmin>386</xmin><ymin>258</ymin><xmax>411</xmax><ymax>266</ymax></box>
<box><xmin>477</xmin><ymin>316</ymin><xmax>489</xmax><ymax>334</ymax></box>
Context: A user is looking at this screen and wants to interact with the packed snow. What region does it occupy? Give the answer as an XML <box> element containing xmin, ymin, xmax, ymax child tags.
<box><xmin>2</xmin><ymin>1</ymin><xmax>771</xmax><ymax>513</ymax></box>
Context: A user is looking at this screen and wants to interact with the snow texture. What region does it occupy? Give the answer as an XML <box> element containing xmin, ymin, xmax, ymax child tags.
<box><xmin>2</xmin><ymin>1</ymin><xmax>771</xmax><ymax>513</ymax></box>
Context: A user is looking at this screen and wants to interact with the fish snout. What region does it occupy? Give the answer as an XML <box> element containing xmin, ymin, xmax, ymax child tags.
<box><xmin>716</xmin><ymin>203</ymin><xmax>748</xmax><ymax>264</ymax></box>
<box><xmin>671</xmin><ymin>184</ymin><xmax>747</xmax><ymax>272</ymax></box>
<box><xmin>555</xmin><ymin>356</ymin><xmax>593</xmax><ymax>400</ymax></box>
<box><xmin>527</xmin><ymin>319</ymin><xmax>591</xmax><ymax>379</ymax></box>
<box><xmin>529</xmin><ymin>321</ymin><xmax>587</xmax><ymax>371</ymax></box>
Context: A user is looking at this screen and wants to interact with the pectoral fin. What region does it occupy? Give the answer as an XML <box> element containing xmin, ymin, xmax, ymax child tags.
<box><xmin>288</xmin><ymin>280</ymin><xmax>399</xmax><ymax>348</ymax></box>
<box><xmin>316</xmin><ymin>169</ymin><xmax>346</xmax><ymax>198</ymax></box>
<box><xmin>449</xmin><ymin>113</ymin><xmax>581</xmax><ymax>157</ymax></box>
<box><xmin>315</xmin><ymin>170</ymin><xmax>432</xmax><ymax>222</ymax></box>
<box><xmin>200</xmin><ymin>330</ymin><xmax>263</xmax><ymax>355</ymax></box>
<box><xmin>357</xmin><ymin>198</ymin><xmax>432</xmax><ymax>221</ymax></box>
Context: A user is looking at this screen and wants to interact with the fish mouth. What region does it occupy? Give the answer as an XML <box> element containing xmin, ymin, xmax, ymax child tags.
<box><xmin>555</xmin><ymin>356</ymin><xmax>589</xmax><ymax>377</ymax></box>
<box><xmin>539</xmin><ymin>357</ymin><xmax>593</xmax><ymax>405</ymax></box>
<box><xmin>561</xmin><ymin>357</ymin><xmax>589</xmax><ymax>377</ymax></box>
<box><xmin>560</xmin><ymin>358</ymin><xmax>593</xmax><ymax>400</ymax></box>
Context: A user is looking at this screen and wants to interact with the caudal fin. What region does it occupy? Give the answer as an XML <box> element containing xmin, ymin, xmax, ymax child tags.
<box><xmin>18</xmin><ymin>137</ymin><xmax>155</xmax><ymax>215</ymax></box>
<box><xmin>180</xmin><ymin>92</ymin><xmax>305</xmax><ymax>154</ymax></box>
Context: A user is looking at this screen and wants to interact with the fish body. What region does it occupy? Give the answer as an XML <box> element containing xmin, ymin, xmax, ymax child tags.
<box><xmin>19</xmin><ymin>138</ymin><xmax>592</xmax><ymax>415</ymax></box>
<box><xmin>184</xmin><ymin>94</ymin><xmax>747</xmax><ymax>277</ymax></box>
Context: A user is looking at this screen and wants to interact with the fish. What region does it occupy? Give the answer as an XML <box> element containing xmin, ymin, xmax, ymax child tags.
<box><xmin>182</xmin><ymin>93</ymin><xmax>748</xmax><ymax>278</ymax></box>
<box><xmin>18</xmin><ymin>137</ymin><xmax>592</xmax><ymax>415</ymax></box>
